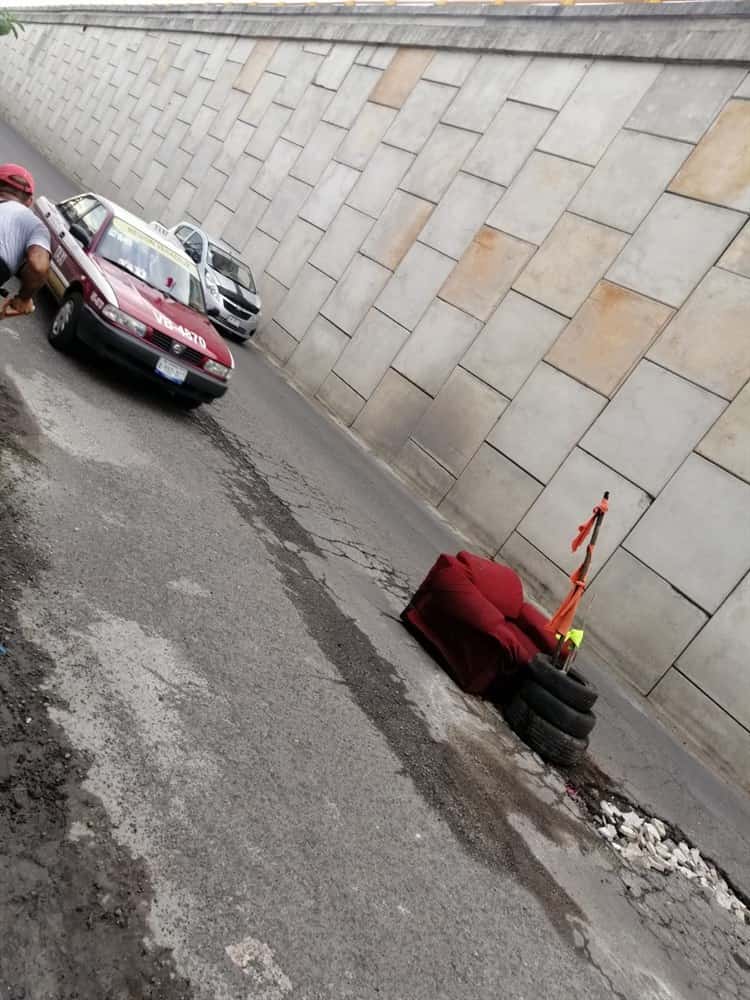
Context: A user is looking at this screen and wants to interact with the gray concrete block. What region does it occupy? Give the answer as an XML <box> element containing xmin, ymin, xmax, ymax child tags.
<box><xmin>274</xmin><ymin>263</ymin><xmax>335</xmax><ymax>341</ymax></box>
<box><xmin>442</xmin><ymin>53</ymin><xmax>529</xmax><ymax>134</ymax></box>
<box><xmin>291</xmin><ymin>121</ymin><xmax>346</xmax><ymax>187</ymax></box>
<box><xmin>650</xmin><ymin>670</ymin><xmax>750</xmax><ymax>795</ymax></box>
<box><xmin>353</xmin><ymin>369</ymin><xmax>432</xmax><ymax>460</ymax></box>
<box><xmin>464</xmin><ymin>101</ymin><xmax>554</xmax><ymax>187</ymax></box>
<box><xmin>489</xmin><ymin>363</ymin><xmax>606</xmax><ymax>483</ymax></box>
<box><xmin>608</xmin><ymin>194</ymin><xmax>745</xmax><ymax>308</ymax></box>
<box><xmin>737</xmin><ymin>72</ymin><xmax>750</xmax><ymax>98</ymax></box>
<box><xmin>258</xmin><ymin>175</ymin><xmax>311</xmax><ymax>242</ymax></box>
<box><xmin>369</xmin><ymin>46</ymin><xmax>396</xmax><ymax>72</ymax></box>
<box><xmin>266</xmin><ymin>39</ymin><xmax>303</xmax><ymax>77</ymax></box>
<box><xmin>413</xmin><ymin>368</ymin><xmax>509</xmax><ymax>476</ymax></box>
<box><xmin>346</xmin><ymin>143</ymin><xmax>413</xmax><ymax>218</ymax></box>
<box><xmin>440</xmin><ymin>445</ymin><xmax>542</xmax><ymax>554</ymax></box>
<box><xmin>309</xmin><ymin>204</ymin><xmax>373</xmax><ymax>281</ymax></box>
<box><xmin>246</xmin><ymin>102</ymin><xmax>293</xmax><ymax>160</ymax></box>
<box><xmin>423</xmin><ymin>51</ymin><xmax>478</xmax><ymax>88</ymax></box>
<box><xmin>584</xmin><ymin>549</ymin><xmax>707</xmax><ymax>695</ymax></box>
<box><xmin>214</xmin><ymin>120</ymin><xmax>255</xmax><ymax>174</ymax></box>
<box><xmin>304</xmin><ymin>41</ymin><xmax>332</xmax><ymax>58</ymax></box>
<box><xmin>383</xmin><ymin>80</ymin><xmax>457</xmax><ymax>154</ymax></box>
<box><xmin>320</xmin><ymin>254</ymin><xmax>391</xmax><ymax>336</ymax></box>
<box><xmin>627</xmin><ymin>65</ymin><xmax>746</xmax><ymax>143</ymax></box>
<box><xmin>252</xmin><ymin>138</ymin><xmax>302</xmax><ymax>200</ymax></box>
<box><xmin>283</xmin><ymin>85</ymin><xmax>333</xmax><ymax>147</ymax></box>
<box><xmin>514</xmin><ymin>213</ymin><xmax>628</xmax><ymax>317</ymax></box>
<box><xmin>461</xmin><ymin>291</ymin><xmax>568</xmax><ymax>398</ymax></box>
<box><xmin>519</xmin><ymin>448</ymin><xmax>650</xmax><ymax>579</ymax></box>
<box><xmin>184</xmin><ymin>135</ymin><xmax>222</xmax><ymax>188</ymax></box>
<box><xmin>375</xmin><ymin>242</ymin><xmax>455</xmax><ymax>331</ymax></box>
<box><xmin>677</xmin><ymin>570</ymin><xmax>750</xmax><ymax>730</ymax></box>
<box><xmin>324</xmin><ymin>64</ymin><xmax>381</xmax><ymax>129</ymax></box>
<box><xmin>539</xmin><ymin>60</ymin><xmax>662</xmax><ymax>165</ymax></box>
<box><xmin>361</xmin><ymin>191</ymin><xmax>433</xmax><ymax>270</ymax></box>
<box><xmin>204</xmin><ymin>70</ymin><xmax>238</xmax><ymax>113</ymax></box>
<box><xmin>488</xmin><ymin>152</ymin><xmax>589</xmax><ymax>246</ymax></box>
<box><xmin>222</xmin><ymin>187</ymin><xmax>270</xmax><ymax>252</ymax></box>
<box><xmin>393</xmin><ymin>299</ymin><xmax>481</xmax><ymax>396</ymax></box>
<box><xmin>243</xmin><ymin>228</ymin><xmax>278</xmax><ymax>276</ymax></box>
<box><xmin>395</xmin><ymin>440</ymin><xmax>456</xmax><ymax>507</ymax></box>
<box><xmin>626</xmin><ymin>454</ymin><xmax>750</xmax><ymax>612</ymax></box>
<box><xmin>510</xmin><ymin>56</ymin><xmax>589</xmax><ymax>111</ymax></box>
<box><xmin>315</xmin><ymin>42</ymin><xmax>360</xmax><ymax>91</ymax></box>
<box><xmin>255</xmin><ymin>319</ymin><xmax>297</xmax><ymax>364</ymax></box>
<box><xmin>571</xmin><ymin>131</ymin><xmax>691</xmax><ymax>233</ymax></box>
<box><xmin>300</xmin><ymin>161</ymin><xmax>360</xmax><ymax>231</ymax></box>
<box><xmin>400</xmin><ymin>124</ymin><xmax>479</xmax><ymax>203</ymax></box>
<box><xmin>209</xmin><ymin>90</ymin><xmax>247</xmax><ymax>144</ymax></box>
<box><xmin>698</xmin><ymin>382</ymin><xmax>750</xmax><ymax>485</ymax></box>
<box><xmin>419</xmin><ymin>172</ymin><xmax>503</xmax><ymax>261</ymax></box>
<box><xmin>217</xmin><ymin>156</ymin><xmax>263</xmax><ymax>213</ymax></box>
<box><xmin>333</xmin><ymin>308</ymin><xmax>410</xmax><ymax>399</ymax></box>
<box><xmin>239</xmin><ymin>72</ymin><xmax>284</xmax><ymax>127</ymax></box>
<box><xmin>441</xmin><ymin>226</ymin><xmax>535</xmax><ymax>322</ymax></box>
<box><xmin>582</xmin><ymin>360</ymin><xmax>727</xmax><ymax>496</ymax></box>
<box><xmin>275</xmin><ymin>49</ymin><xmax>323</xmax><ymax>109</ymax></box>
<box><xmin>256</xmin><ymin>271</ymin><xmax>289</xmax><ymax>330</ymax></box>
<box><xmin>316</xmin><ymin>372</ymin><xmax>365</xmax><ymax>427</ymax></box>
<box><xmin>256</xmin><ymin>272</ymin><xmax>289</xmax><ymax>330</ymax></box>
<box><xmin>335</xmin><ymin>101</ymin><xmax>396</xmax><ymax>170</ymax></box>
<box><xmin>286</xmin><ymin>315</ymin><xmax>349</xmax><ymax>395</ymax></box>
<box><xmin>266</xmin><ymin>217</ymin><xmax>323</xmax><ymax>288</ymax></box>
<box><xmin>190</xmin><ymin>166</ymin><xmax>227</xmax><ymax>222</ymax></box>
<box><xmin>649</xmin><ymin>267</ymin><xmax>750</xmax><ymax>399</ymax></box>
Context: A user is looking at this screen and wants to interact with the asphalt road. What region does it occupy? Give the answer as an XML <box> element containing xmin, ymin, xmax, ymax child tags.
<box><xmin>1</xmin><ymin>121</ymin><xmax>748</xmax><ymax>1000</ymax></box>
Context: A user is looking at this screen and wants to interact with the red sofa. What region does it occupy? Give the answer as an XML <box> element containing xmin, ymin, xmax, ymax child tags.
<box><xmin>402</xmin><ymin>551</ymin><xmax>558</xmax><ymax>695</ymax></box>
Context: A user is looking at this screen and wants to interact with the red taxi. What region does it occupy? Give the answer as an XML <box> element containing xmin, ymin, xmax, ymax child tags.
<box><xmin>36</xmin><ymin>193</ymin><xmax>234</xmax><ymax>409</ymax></box>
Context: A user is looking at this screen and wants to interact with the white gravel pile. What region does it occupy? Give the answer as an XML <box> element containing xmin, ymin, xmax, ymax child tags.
<box><xmin>596</xmin><ymin>799</ymin><xmax>747</xmax><ymax>922</ymax></box>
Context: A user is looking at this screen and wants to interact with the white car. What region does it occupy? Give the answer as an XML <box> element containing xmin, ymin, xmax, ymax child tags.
<box><xmin>167</xmin><ymin>222</ymin><xmax>262</xmax><ymax>342</ymax></box>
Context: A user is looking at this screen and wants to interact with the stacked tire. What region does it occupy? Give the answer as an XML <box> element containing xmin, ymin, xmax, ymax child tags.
<box><xmin>503</xmin><ymin>654</ymin><xmax>598</xmax><ymax>767</ymax></box>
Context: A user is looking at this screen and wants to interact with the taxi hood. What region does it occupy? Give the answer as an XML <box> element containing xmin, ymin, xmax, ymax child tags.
<box><xmin>97</xmin><ymin>256</ymin><xmax>234</xmax><ymax>368</ymax></box>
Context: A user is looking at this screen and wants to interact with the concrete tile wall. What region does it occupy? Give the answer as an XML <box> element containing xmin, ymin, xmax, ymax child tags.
<box><xmin>5</xmin><ymin>24</ymin><xmax>749</xmax><ymax>788</ymax></box>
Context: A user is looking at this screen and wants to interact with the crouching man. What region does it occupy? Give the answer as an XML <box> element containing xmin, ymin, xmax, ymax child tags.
<box><xmin>0</xmin><ymin>163</ymin><xmax>50</xmax><ymax>317</ymax></box>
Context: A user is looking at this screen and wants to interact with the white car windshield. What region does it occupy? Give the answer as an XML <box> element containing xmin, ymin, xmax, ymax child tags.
<box><xmin>98</xmin><ymin>217</ymin><xmax>205</xmax><ymax>312</ymax></box>
<box><xmin>208</xmin><ymin>243</ymin><xmax>256</xmax><ymax>293</ymax></box>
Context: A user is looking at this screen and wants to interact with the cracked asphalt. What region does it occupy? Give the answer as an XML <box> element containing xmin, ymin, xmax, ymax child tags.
<box><xmin>1</xmin><ymin>124</ymin><xmax>749</xmax><ymax>999</ymax></box>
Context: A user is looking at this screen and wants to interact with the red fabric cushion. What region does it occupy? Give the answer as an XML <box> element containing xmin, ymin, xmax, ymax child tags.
<box><xmin>456</xmin><ymin>550</ymin><xmax>524</xmax><ymax>619</ymax></box>
<box><xmin>403</xmin><ymin>553</ymin><xmax>555</xmax><ymax>695</ymax></box>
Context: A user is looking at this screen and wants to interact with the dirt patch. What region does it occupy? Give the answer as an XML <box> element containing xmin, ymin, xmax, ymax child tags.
<box><xmin>0</xmin><ymin>375</ymin><xmax>192</xmax><ymax>999</ymax></box>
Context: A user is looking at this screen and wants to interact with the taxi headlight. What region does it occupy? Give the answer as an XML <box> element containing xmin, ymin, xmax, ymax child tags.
<box><xmin>102</xmin><ymin>304</ymin><xmax>147</xmax><ymax>338</ymax></box>
<box><xmin>204</xmin><ymin>359</ymin><xmax>232</xmax><ymax>380</ymax></box>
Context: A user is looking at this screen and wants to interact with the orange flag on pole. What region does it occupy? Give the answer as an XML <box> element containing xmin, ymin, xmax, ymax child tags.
<box><xmin>547</xmin><ymin>492</ymin><xmax>609</xmax><ymax>637</ymax></box>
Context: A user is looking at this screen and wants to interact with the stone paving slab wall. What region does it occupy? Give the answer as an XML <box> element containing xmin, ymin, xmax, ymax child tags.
<box><xmin>1</xmin><ymin>10</ymin><xmax>749</xmax><ymax>789</ymax></box>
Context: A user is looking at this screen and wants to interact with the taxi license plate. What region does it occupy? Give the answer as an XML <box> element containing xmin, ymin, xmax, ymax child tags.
<box><xmin>155</xmin><ymin>357</ymin><xmax>188</xmax><ymax>384</ymax></box>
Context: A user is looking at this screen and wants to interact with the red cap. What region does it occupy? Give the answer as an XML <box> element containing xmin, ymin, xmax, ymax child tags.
<box><xmin>0</xmin><ymin>163</ymin><xmax>34</xmax><ymax>198</ymax></box>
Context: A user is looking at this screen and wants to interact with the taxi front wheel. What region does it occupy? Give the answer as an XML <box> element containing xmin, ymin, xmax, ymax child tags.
<box><xmin>49</xmin><ymin>292</ymin><xmax>82</xmax><ymax>352</ymax></box>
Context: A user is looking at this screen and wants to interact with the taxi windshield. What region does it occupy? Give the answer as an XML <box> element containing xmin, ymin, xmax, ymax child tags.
<box><xmin>98</xmin><ymin>218</ymin><xmax>205</xmax><ymax>312</ymax></box>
